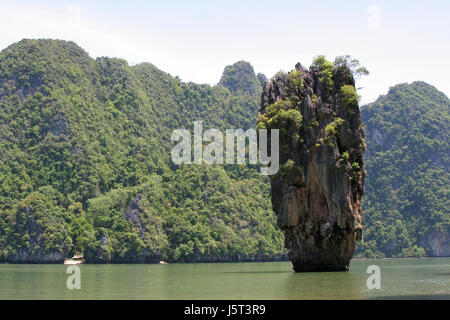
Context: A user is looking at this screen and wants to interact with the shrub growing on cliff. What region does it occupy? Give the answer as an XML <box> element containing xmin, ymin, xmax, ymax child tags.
<box><xmin>288</xmin><ymin>70</ymin><xmax>304</xmax><ymax>89</ymax></box>
<box><xmin>340</xmin><ymin>85</ymin><xmax>359</xmax><ymax>115</ymax></box>
<box><xmin>274</xmin><ymin>109</ymin><xmax>302</xmax><ymax>129</ymax></box>
<box><xmin>265</xmin><ymin>100</ymin><xmax>294</xmax><ymax>117</ymax></box>
<box><xmin>259</xmin><ymin>100</ymin><xmax>302</xmax><ymax>133</ymax></box>
<box><xmin>323</xmin><ymin>117</ymin><xmax>345</xmax><ymax>147</ymax></box>
<box><xmin>311</xmin><ymin>55</ymin><xmax>334</xmax><ymax>90</ymax></box>
<box><xmin>334</xmin><ymin>55</ymin><xmax>369</xmax><ymax>79</ymax></box>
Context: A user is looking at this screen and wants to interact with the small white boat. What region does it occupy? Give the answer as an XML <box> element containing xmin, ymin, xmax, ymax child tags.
<box><xmin>64</xmin><ymin>255</ymin><xmax>84</xmax><ymax>265</ymax></box>
<box><xmin>64</xmin><ymin>259</ymin><xmax>82</xmax><ymax>265</ymax></box>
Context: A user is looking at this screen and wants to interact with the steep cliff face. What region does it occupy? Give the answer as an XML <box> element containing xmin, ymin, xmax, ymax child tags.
<box><xmin>421</xmin><ymin>228</ymin><xmax>450</xmax><ymax>257</ymax></box>
<box><xmin>259</xmin><ymin>59</ymin><xmax>365</xmax><ymax>271</ymax></box>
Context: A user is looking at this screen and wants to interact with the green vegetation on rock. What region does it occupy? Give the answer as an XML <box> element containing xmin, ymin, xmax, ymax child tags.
<box><xmin>340</xmin><ymin>85</ymin><xmax>359</xmax><ymax>115</ymax></box>
<box><xmin>0</xmin><ymin>40</ymin><xmax>447</xmax><ymax>262</ymax></box>
<box><xmin>219</xmin><ymin>60</ymin><xmax>263</xmax><ymax>96</ymax></box>
<box><xmin>0</xmin><ymin>39</ymin><xmax>284</xmax><ymax>263</ymax></box>
<box><xmin>311</xmin><ymin>55</ymin><xmax>334</xmax><ymax>90</ymax></box>
<box><xmin>356</xmin><ymin>81</ymin><xmax>450</xmax><ymax>258</ymax></box>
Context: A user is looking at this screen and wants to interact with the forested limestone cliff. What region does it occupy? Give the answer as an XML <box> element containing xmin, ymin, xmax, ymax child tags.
<box><xmin>258</xmin><ymin>57</ymin><xmax>366</xmax><ymax>271</ymax></box>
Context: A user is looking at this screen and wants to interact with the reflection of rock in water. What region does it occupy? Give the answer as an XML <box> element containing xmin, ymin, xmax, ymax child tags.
<box><xmin>281</xmin><ymin>266</ymin><xmax>365</xmax><ymax>299</ymax></box>
<box><xmin>260</xmin><ymin>61</ymin><xmax>365</xmax><ymax>272</ymax></box>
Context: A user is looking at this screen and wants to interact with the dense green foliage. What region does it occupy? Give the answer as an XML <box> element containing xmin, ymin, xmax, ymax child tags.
<box><xmin>356</xmin><ymin>81</ymin><xmax>449</xmax><ymax>258</ymax></box>
<box><xmin>340</xmin><ymin>85</ymin><xmax>359</xmax><ymax>115</ymax></box>
<box><xmin>0</xmin><ymin>40</ymin><xmax>448</xmax><ymax>262</ymax></box>
<box><xmin>311</xmin><ymin>55</ymin><xmax>334</xmax><ymax>90</ymax></box>
<box><xmin>0</xmin><ymin>39</ymin><xmax>283</xmax><ymax>262</ymax></box>
<box><xmin>2</xmin><ymin>186</ymin><xmax>73</xmax><ymax>260</ymax></box>
<box><xmin>219</xmin><ymin>60</ymin><xmax>263</xmax><ymax>96</ymax></box>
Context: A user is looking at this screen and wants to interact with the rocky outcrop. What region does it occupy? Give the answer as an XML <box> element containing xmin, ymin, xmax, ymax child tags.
<box><xmin>257</xmin><ymin>73</ymin><xmax>268</xmax><ymax>89</ymax></box>
<box><xmin>123</xmin><ymin>194</ymin><xmax>146</xmax><ymax>237</ymax></box>
<box><xmin>6</xmin><ymin>251</ymin><xmax>66</xmax><ymax>264</ymax></box>
<box><xmin>259</xmin><ymin>60</ymin><xmax>365</xmax><ymax>271</ymax></box>
<box><xmin>421</xmin><ymin>228</ymin><xmax>450</xmax><ymax>257</ymax></box>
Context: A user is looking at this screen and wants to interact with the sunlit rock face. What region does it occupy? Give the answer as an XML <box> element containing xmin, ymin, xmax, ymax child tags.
<box><xmin>259</xmin><ymin>61</ymin><xmax>365</xmax><ymax>271</ymax></box>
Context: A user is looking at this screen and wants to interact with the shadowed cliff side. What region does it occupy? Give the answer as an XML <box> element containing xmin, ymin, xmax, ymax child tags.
<box><xmin>258</xmin><ymin>56</ymin><xmax>366</xmax><ymax>271</ymax></box>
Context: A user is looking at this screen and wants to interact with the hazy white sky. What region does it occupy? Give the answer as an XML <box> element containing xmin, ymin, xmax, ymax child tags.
<box><xmin>1</xmin><ymin>0</ymin><xmax>449</xmax><ymax>104</ymax></box>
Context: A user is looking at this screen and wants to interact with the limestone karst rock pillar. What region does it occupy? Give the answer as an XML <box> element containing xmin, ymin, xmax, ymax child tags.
<box><xmin>258</xmin><ymin>60</ymin><xmax>366</xmax><ymax>272</ymax></box>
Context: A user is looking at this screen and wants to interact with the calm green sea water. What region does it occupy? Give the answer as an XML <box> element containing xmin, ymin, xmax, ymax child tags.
<box><xmin>0</xmin><ymin>258</ymin><xmax>449</xmax><ymax>299</ymax></box>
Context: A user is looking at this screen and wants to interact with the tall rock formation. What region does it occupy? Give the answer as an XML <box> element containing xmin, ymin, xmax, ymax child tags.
<box><xmin>258</xmin><ymin>58</ymin><xmax>366</xmax><ymax>271</ymax></box>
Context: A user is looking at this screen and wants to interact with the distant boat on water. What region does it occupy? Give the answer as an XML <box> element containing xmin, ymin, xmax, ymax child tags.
<box><xmin>64</xmin><ymin>255</ymin><xmax>84</xmax><ymax>265</ymax></box>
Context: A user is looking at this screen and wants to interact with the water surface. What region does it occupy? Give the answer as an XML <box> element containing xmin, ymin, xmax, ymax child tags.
<box><xmin>0</xmin><ymin>258</ymin><xmax>448</xmax><ymax>299</ymax></box>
